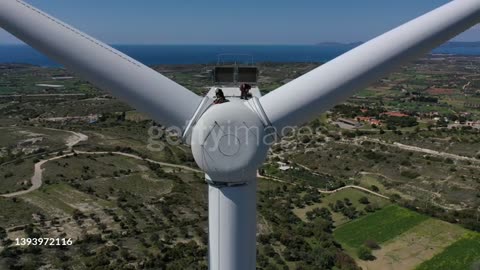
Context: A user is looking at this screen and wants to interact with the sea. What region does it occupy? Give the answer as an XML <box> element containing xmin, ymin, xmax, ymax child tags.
<box><xmin>0</xmin><ymin>44</ymin><xmax>479</xmax><ymax>67</ymax></box>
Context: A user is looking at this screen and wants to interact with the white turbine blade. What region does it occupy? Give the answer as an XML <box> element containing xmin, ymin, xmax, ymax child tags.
<box><xmin>260</xmin><ymin>0</ymin><xmax>480</xmax><ymax>131</ymax></box>
<box><xmin>0</xmin><ymin>0</ymin><xmax>202</xmax><ymax>129</ymax></box>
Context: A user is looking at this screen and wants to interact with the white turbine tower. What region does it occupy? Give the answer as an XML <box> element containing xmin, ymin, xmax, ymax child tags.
<box><xmin>1</xmin><ymin>0</ymin><xmax>479</xmax><ymax>269</ymax></box>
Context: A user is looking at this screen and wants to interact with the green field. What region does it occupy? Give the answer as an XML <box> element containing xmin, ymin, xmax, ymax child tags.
<box><xmin>416</xmin><ymin>234</ymin><xmax>480</xmax><ymax>270</ymax></box>
<box><xmin>321</xmin><ymin>188</ymin><xmax>389</xmax><ymax>210</ymax></box>
<box><xmin>334</xmin><ymin>205</ymin><xmax>428</xmax><ymax>249</ymax></box>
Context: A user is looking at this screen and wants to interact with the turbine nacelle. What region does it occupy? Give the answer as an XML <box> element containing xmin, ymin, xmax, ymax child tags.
<box><xmin>191</xmin><ymin>101</ymin><xmax>270</xmax><ymax>183</ymax></box>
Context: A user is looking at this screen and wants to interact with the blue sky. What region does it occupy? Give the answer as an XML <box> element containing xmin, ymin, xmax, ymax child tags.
<box><xmin>0</xmin><ymin>0</ymin><xmax>478</xmax><ymax>45</ymax></box>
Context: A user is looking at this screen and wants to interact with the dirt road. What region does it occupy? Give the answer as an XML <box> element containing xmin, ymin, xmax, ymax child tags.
<box><xmin>1</xmin><ymin>148</ymin><xmax>201</xmax><ymax>198</ymax></box>
<box><xmin>257</xmin><ymin>174</ymin><xmax>390</xmax><ymax>200</ymax></box>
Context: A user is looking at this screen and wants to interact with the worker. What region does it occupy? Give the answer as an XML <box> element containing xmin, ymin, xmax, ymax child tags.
<box><xmin>214</xmin><ymin>88</ymin><xmax>229</xmax><ymax>104</ymax></box>
<box><xmin>240</xmin><ymin>83</ymin><xmax>252</xmax><ymax>100</ymax></box>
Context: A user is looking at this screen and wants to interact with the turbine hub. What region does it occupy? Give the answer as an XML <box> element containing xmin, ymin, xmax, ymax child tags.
<box><xmin>191</xmin><ymin>101</ymin><xmax>269</xmax><ymax>183</ymax></box>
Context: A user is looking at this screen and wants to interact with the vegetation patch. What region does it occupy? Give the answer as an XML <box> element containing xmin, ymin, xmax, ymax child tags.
<box><xmin>0</xmin><ymin>197</ymin><xmax>47</xmax><ymax>228</ymax></box>
<box><xmin>0</xmin><ymin>157</ymin><xmax>35</xmax><ymax>194</ymax></box>
<box><xmin>416</xmin><ymin>234</ymin><xmax>480</xmax><ymax>270</ymax></box>
<box><xmin>334</xmin><ymin>205</ymin><xmax>428</xmax><ymax>249</ymax></box>
<box><xmin>297</xmin><ymin>188</ymin><xmax>390</xmax><ymax>226</ymax></box>
<box><xmin>357</xmin><ymin>218</ymin><xmax>468</xmax><ymax>270</ymax></box>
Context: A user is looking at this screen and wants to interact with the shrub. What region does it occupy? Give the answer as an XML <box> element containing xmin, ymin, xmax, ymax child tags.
<box><xmin>359</xmin><ymin>197</ymin><xmax>370</xmax><ymax>205</ymax></box>
<box><xmin>0</xmin><ymin>226</ymin><xmax>6</xmax><ymax>240</ymax></box>
<box><xmin>357</xmin><ymin>246</ymin><xmax>375</xmax><ymax>261</ymax></box>
<box><xmin>400</xmin><ymin>170</ymin><xmax>420</xmax><ymax>179</ymax></box>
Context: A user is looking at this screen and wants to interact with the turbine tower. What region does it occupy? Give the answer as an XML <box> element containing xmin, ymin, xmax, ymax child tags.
<box><xmin>1</xmin><ymin>1</ymin><xmax>479</xmax><ymax>269</ymax></box>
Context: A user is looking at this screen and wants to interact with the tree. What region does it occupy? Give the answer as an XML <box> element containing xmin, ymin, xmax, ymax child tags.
<box><xmin>390</xmin><ymin>193</ymin><xmax>401</xmax><ymax>202</ymax></box>
<box><xmin>344</xmin><ymin>198</ymin><xmax>352</xmax><ymax>206</ymax></box>
<box><xmin>334</xmin><ymin>200</ymin><xmax>346</xmax><ymax>211</ymax></box>
<box><xmin>365</xmin><ymin>204</ymin><xmax>377</xmax><ymax>213</ymax></box>
<box><xmin>359</xmin><ymin>196</ymin><xmax>370</xmax><ymax>205</ymax></box>
<box><xmin>149</xmin><ymin>233</ymin><xmax>159</xmax><ymax>243</ymax></box>
<box><xmin>306</xmin><ymin>207</ymin><xmax>332</xmax><ymax>222</ymax></box>
<box><xmin>258</xmin><ymin>234</ymin><xmax>271</xmax><ymax>245</ymax></box>
<box><xmin>342</xmin><ymin>206</ymin><xmax>359</xmax><ymax>220</ymax></box>
<box><xmin>0</xmin><ymin>226</ymin><xmax>6</xmax><ymax>240</ymax></box>
<box><xmin>263</xmin><ymin>245</ymin><xmax>276</xmax><ymax>257</ymax></box>
<box><xmin>310</xmin><ymin>246</ymin><xmax>336</xmax><ymax>269</ymax></box>
<box><xmin>335</xmin><ymin>252</ymin><xmax>361</xmax><ymax>270</ymax></box>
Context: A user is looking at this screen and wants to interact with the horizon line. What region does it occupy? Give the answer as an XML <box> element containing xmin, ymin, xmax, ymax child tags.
<box><xmin>0</xmin><ymin>40</ymin><xmax>479</xmax><ymax>47</ymax></box>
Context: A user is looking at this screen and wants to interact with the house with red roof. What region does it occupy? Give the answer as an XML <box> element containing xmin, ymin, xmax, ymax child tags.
<box><xmin>382</xmin><ymin>111</ymin><xmax>409</xmax><ymax>118</ymax></box>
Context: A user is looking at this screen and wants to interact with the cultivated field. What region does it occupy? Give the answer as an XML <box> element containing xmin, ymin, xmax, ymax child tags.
<box><xmin>334</xmin><ymin>204</ymin><xmax>480</xmax><ymax>270</ymax></box>
<box><xmin>357</xmin><ymin>218</ymin><xmax>468</xmax><ymax>270</ymax></box>
<box><xmin>334</xmin><ymin>205</ymin><xmax>428</xmax><ymax>249</ymax></box>
<box><xmin>416</xmin><ymin>233</ymin><xmax>480</xmax><ymax>270</ymax></box>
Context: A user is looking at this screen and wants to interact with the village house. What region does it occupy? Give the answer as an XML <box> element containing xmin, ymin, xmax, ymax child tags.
<box><xmin>356</xmin><ymin>116</ymin><xmax>382</xmax><ymax>126</ymax></box>
<box><xmin>381</xmin><ymin>111</ymin><xmax>409</xmax><ymax>117</ymax></box>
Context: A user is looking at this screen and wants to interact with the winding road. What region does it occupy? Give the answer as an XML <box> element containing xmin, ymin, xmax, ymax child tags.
<box><xmin>1</xmin><ymin>129</ymin><xmax>88</xmax><ymax>198</ymax></box>
<box><xmin>1</xmin><ymin>129</ymin><xmax>389</xmax><ymax>202</ymax></box>
<box><xmin>0</xmin><ymin>130</ymin><xmax>203</xmax><ymax>198</ymax></box>
<box><xmin>257</xmin><ymin>174</ymin><xmax>390</xmax><ymax>200</ymax></box>
<box><xmin>3</xmin><ymin>127</ymin><xmax>473</xmax><ymax>210</ymax></box>
<box><xmin>1</xmin><ymin>151</ymin><xmax>203</xmax><ymax>198</ymax></box>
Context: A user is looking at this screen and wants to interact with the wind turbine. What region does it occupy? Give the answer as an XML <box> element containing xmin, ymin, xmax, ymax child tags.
<box><xmin>1</xmin><ymin>0</ymin><xmax>479</xmax><ymax>269</ymax></box>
